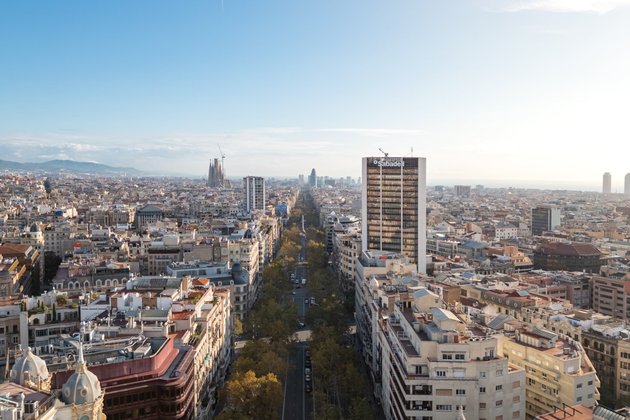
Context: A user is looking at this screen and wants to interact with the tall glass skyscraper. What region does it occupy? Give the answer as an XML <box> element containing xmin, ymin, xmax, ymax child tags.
<box><xmin>361</xmin><ymin>156</ymin><xmax>426</xmax><ymax>273</ymax></box>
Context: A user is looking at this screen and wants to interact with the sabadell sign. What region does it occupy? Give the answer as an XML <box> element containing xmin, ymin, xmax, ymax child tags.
<box><xmin>370</xmin><ymin>159</ymin><xmax>405</xmax><ymax>168</ymax></box>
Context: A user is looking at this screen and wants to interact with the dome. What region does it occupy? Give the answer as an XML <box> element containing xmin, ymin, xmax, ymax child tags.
<box><xmin>29</xmin><ymin>223</ymin><xmax>41</xmax><ymax>233</ymax></box>
<box><xmin>231</xmin><ymin>262</ymin><xmax>242</xmax><ymax>273</ymax></box>
<box><xmin>10</xmin><ymin>347</ymin><xmax>49</xmax><ymax>385</ymax></box>
<box><xmin>62</xmin><ymin>345</ymin><xmax>102</xmax><ymax>406</ymax></box>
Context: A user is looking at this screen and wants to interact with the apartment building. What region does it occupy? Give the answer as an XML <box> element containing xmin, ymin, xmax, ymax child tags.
<box><xmin>501</xmin><ymin>327</ymin><xmax>599</xmax><ymax>418</ymax></box>
<box><xmin>381</xmin><ymin>300</ymin><xmax>526</xmax><ymax>419</ymax></box>
<box><xmin>582</xmin><ymin>323</ymin><xmax>630</xmax><ymax>407</ymax></box>
<box><xmin>332</xmin><ymin>231</ymin><xmax>361</xmax><ymax>292</ymax></box>
<box><xmin>355</xmin><ymin>250</ymin><xmax>417</xmax><ymax>382</ymax></box>
<box><xmin>591</xmin><ymin>273</ymin><xmax>630</xmax><ymax>320</ymax></box>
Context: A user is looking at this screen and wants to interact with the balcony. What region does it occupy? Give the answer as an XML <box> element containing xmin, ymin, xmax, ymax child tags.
<box><xmin>411</xmin><ymin>384</ymin><xmax>432</xmax><ymax>395</ymax></box>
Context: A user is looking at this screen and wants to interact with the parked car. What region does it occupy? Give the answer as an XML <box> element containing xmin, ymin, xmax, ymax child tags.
<box><xmin>304</xmin><ymin>298</ymin><xmax>309</xmax><ymax>304</ymax></box>
<box><xmin>305</xmin><ymin>359</ymin><xmax>311</xmax><ymax>367</ymax></box>
<box><xmin>305</xmin><ymin>382</ymin><xmax>312</xmax><ymax>393</ymax></box>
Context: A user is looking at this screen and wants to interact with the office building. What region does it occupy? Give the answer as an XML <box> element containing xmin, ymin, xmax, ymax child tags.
<box><xmin>603</xmin><ymin>172</ymin><xmax>612</xmax><ymax>194</ymax></box>
<box><xmin>361</xmin><ymin>156</ymin><xmax>427</xmax><ymax>272</ymax></box>
<box><xmin>625</xmin><ymin>173</ymin><xmax>630</xmax><ymax>196</ymax></box>
<box><xmin>208</xmin><ymin>158</ymin><xmax>225</xmax><ymax>188</ymax></box>
<box><xmin>243</xmin><ymin>176</ymin><xmax>266</xmax><ymax>213</ymax></box>
<box><xmin>531</xmin><ymin>206</ymin><xmax>561</xmax><ymax>236</ymax></box>
<box><xmin>454</xmin><ymin>185</ymin><xmax>471</xmax><ymax>197</ymax></box>
<box><xmin>308</xmin><ymin>168</ymin><xmax>317</xmax><ymax>188</ymax></box>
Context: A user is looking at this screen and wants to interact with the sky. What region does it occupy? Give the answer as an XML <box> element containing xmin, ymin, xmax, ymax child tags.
<box><xmin>2</xmin><ymin>0</ymin><xmax>630</xmax><ymax>191</ymax></box>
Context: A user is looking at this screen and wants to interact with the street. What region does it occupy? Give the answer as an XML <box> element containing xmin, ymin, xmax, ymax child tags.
<box><xmin>282</xmin><ymin>231</ymin><xmax>314</xmax><ymax>420</ymax></box>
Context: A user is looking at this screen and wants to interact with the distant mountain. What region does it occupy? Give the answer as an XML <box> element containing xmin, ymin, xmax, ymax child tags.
<box><xmin>0</xmin><ymin>159</ymin><xmax>141</xmax><ymax>175</ymax></box>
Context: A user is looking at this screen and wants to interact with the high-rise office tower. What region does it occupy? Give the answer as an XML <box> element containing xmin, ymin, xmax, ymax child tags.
<box><xmin>308</xmin><ymin>168</ymin><xmax>317</xmax><ymax>188</ymax></box>
<box><xmin>454</xmin><ymin>185</ymin><xmax>471</xmax><ymax>197</ymax></box>
<box><xmin>361</xmin><ymin>156</ymin><xmax>427</xmax><ymax>273</ymax></box>
<box><xmin>603</xmin><ymin>172</ymin><xmax>612</xmax><ymax>194</ymax></box>
<box><xmin>625</xmin><ymin>173</ymin><xmax>630</xmax><ymax>196</ymax></box>
<box><xmin>208</xmin><ymin>158</ymin><xmax>225</xmax><ymax>188</ymax></box>
<box><xmin>531</xmin><ymin>205</ymin><xmax>561</xmax><ymax>236</ymax></box>
<box><xmin>243</xmin><ymin>176</ymin><xmax>265</xmax><ymax>213</ymax></box>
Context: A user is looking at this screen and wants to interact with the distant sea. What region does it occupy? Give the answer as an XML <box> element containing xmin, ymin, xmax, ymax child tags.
<box><xmin>428</xmin><ymin>179</ymin><xmax>605</xmax><ymax>193</ymax></box>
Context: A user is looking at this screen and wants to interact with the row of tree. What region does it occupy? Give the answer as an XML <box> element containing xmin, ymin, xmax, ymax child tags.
<box><xmin>217</xmin><ymin>217</ymin><xmax>304</xmax><ymax>419</ymax></box>
<box><xmin>300</xmin><ymin>192</ymin><xmax>376</xmax><ymax>419</ymax></box>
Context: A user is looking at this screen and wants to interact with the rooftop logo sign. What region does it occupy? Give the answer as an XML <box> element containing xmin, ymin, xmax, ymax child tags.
<box><xmin>372</xmin><ymin>159</ymin><xmax>405</xmax><ymax>168</ymax></box>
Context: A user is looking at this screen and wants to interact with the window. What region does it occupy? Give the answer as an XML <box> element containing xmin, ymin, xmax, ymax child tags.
<box><xmin>480</xmin><ymin>371</ymin><xmax>487</xmax><ymax>378</ymax></box>
<box><xmin>577</xmin><ymin>383</ymin><xmax>582</xmax><ymax>388</ymax></box>
<box><xmin>480</xmin><ymin>387</ymin><xmax>486</xmax><ymax>393</ymax></box>
<box><xmin>436</xmin><ymin>370</ymin><xmax>446</xmax><ymax>377</ymax></box>
<box><xmin>496</xmin><ymin>400</ymin><xmax>503</xmax><ymax>407</ymax></box>
<box><xmin>513</xmin><ymin>396</ymin><xmax>520</xmax><ymax>403</ymax></box>
<box><xmin>496</xmin><ymin>369</ymin><xmax>503</xmax><ymax>377</ymax></box>
<box><xmin>588</xmin><ymin>394</ymin><xmax>593</xmax><ymax>399</ymax></box>
<box><xmin>455</xmin><ymin>354</ymin><xmax>465</xmax><ymax>360</ymax></box>
<box><xmin>436</xmin><ymin>405</ymin><xmax>452</xmax><ymax>411</ymax></box>
<box><xmin>442</xmin><ymin>354</ymin><xmax>453</xmax><ymax>360</ymax></box>
<box><xmin>496</xmin><ymin>385</ymin><xmax>503</xmax><ymax>391</ymax></box>
<box><xmin>513</xmin><ymin>412</ymin><xmax>520</xmax><ymax>419</ymax></box>
<box><xmin>577</xmin><ymin>397</ymin><xmax>582</xmax><ymax>402</ymax></box>
<box><xmin>588</xmin><ymin>380</ymin><xmax>593</xmax><ymax>386</ymax></box>
<box><xmin>456</xmin><ymin>389</ymin><xmax>466</xmax><ymax>395</ymax></box>
<box><xmin>480</xmin><ymin>403</ymin><xmax>487</xmax><ymax>409</ymax></box>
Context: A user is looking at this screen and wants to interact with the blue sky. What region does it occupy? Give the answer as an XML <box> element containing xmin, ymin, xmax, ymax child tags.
<box><xmin>1</xmin><ymin>0</ymin><xmax>630</xmax><ymax>190</ymax></box>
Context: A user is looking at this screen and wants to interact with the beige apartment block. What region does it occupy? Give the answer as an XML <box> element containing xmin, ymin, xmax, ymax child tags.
<box><xmin>501</xmin><ymin>328</ymin><xmax>599</xmax><ymax>418</ymax></box>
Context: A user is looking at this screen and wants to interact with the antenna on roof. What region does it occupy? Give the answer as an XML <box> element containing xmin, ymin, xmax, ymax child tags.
<box><xmin>378</xmin><ymin>148</ymin><xmax>389</xmax><ymax>157</ymax></box>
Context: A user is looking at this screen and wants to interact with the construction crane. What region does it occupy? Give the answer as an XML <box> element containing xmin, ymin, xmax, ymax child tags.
<box><xmin>217</xmin><ymin>144</ymin><xmax>226</xmax><ymax>186</ymax></box>
<box><xmin>378</xmin><ymin>148</ymin><xmax>389</xmax><ymax>157</ymax></box>
<box><xmin>217</xmin><ymin>144</ymin><xmax>226</xmax><ymax>168</ymax></box>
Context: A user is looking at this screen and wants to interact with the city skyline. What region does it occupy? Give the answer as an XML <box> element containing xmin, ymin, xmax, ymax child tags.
<box><xmin>2</xmin><ymin>1</ymin><xmax>630</xmax><ymax>189</ymax></box>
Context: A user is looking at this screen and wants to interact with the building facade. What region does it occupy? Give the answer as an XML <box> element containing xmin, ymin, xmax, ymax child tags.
<box><xmin>531</xmin><ymin>206</ymin><xmax>561</xmax><ymax>236</ymax></box>
<box><xmin>591</xmin><ymin>274</ymin><xmax>630</xmax><ymax>320</ymax></box>
<box><xmin>603</xmin><ymin>172</ymin><xmax>612</xmax><ymax>194</ymax></box>
<box><xmin>243</xmin><ymin>176</ymin><xmax>265</xmax><ymax>213</ymax></box>
<box><xmin>501</xmin><ymin>327</ymin><xmax>599</xmax><ymax>418</ymax></box>
<box><xmin>208</xmin><ymin>158</ymin><xmax>225</xmax><ymax>188</ymax></box>
<box><xmin>361</xmin><ymin>156</ymin><xmax>427</xmax><ymax>273</ymax></box>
